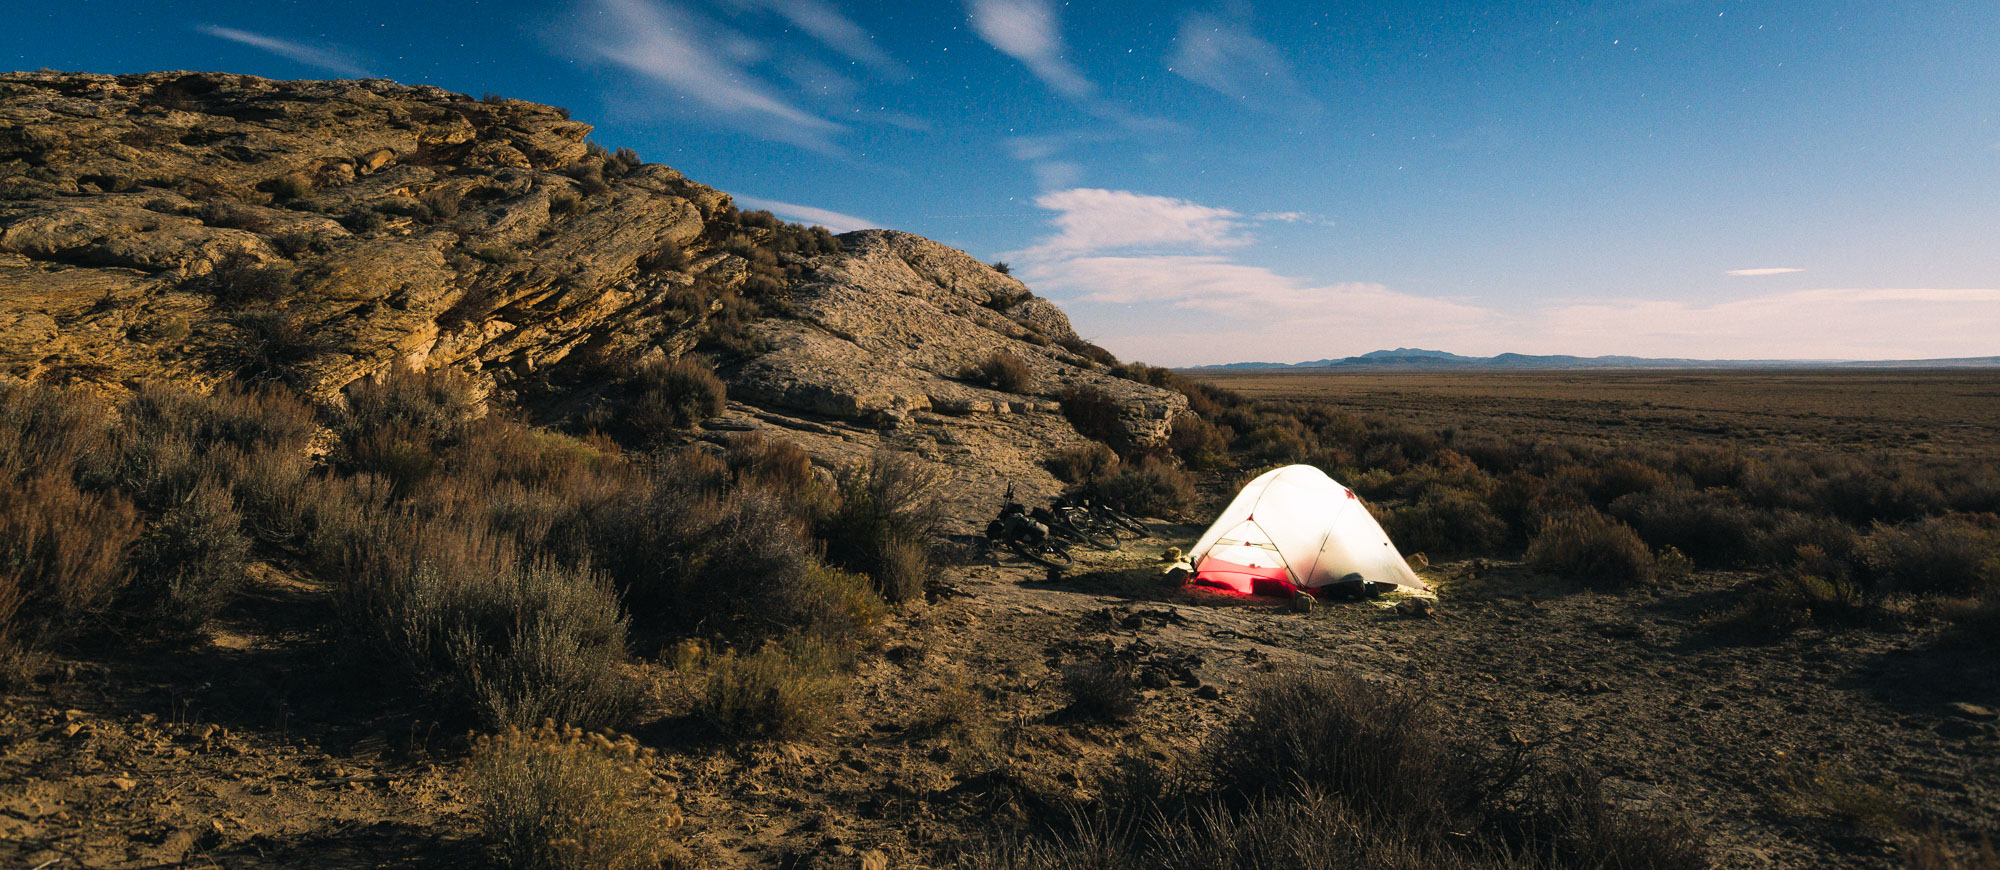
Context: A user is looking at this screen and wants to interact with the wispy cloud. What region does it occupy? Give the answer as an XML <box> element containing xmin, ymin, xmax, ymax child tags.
<box><xmin>740</xmin><ymin>0</ymin><xmax>903</xmax><ymax>75</ymax></box>
<box><xmin>1169</xmin><ymin>13</ymin><xmax>1319</xmax><ymax>115</ymax></box>
<box><xmin>1725</xmin><ymin>267</ymin><xmax>1804</xmax><ymax>276</ymax></box>
<box><xmin>968</xmin><ymin>0</ymin><xmax>1095</xmax><ymax>101</ymax></box>
<box><xmin>195</xmin><ymin>24</ymin><xmax>370</xmax><ymax>77</ymax></box>
<box><xmin>578</xmin><ymin>0</ymin><xmax>845</xmax><ymax>151</ymax></box>
<box><xmin>1002</xmin><ymin>187</ymin><xmax>1996</xmax><ymax>366</ymax></box>
<box><xmin>1025</xmin><ymin>188</ymin><xmax>1250</xmax><ymax>256</ymax></box>
<box><xmin>1254</xmin><ymin>211</ymin><xmax>1334</xmax><ymax>226</ymax></box>
<box><xmin>732</xmin><ymin>195</ymin><xmax>877</xmax><ymax>232</ymax></box>
<box><xmin>1005</xmin><ymin>187</ymin><xmax>1499</xmax><ymax>365</ymax></box>
<box><xmin>967</xmin><ymin>0</ymin><xmax>1163</xmax><ymax>131</ymax></box>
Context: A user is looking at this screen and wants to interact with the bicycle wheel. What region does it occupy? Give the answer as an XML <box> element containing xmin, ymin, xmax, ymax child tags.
<box><xmin>1010</xmin><ymin>538</ymin><xmax>1075</xmax><ymax>568</ymax></box>
<box><xmin>1079</xmin><ymin>521</ymin><xmax>1121</xmax><ymax>550</ymax></box>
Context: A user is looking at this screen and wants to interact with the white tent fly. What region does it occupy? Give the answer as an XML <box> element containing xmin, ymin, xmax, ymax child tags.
<box><xmin>1184</xmin><ymin>465</ymin><xmax>1425</xmax><ymax>595</ymax></box>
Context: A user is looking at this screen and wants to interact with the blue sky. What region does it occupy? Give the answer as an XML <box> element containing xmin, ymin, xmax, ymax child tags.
<box><xmin>9</xmin><ymin>0</ymin><xmax>1998</xmax><ymax>364</ymax></box>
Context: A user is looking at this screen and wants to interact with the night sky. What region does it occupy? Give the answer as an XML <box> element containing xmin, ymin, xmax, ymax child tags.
<box><xmin>9</xmin><ymin>1</ymin><xmax>1998</xmax><ymax>364</ymax></box>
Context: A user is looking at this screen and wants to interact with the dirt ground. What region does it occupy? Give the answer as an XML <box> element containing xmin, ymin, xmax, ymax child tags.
<box><xmin>5</xmin><ymin>370</ymin><xmax>1998</xmax><ymax>868</ymax></box>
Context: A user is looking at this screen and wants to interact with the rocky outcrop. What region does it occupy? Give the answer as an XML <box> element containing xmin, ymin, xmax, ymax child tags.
<box><xmin>0</xmin><ymin>70</ymin><xmax>1184</xmax><ymax>506</ymax></box>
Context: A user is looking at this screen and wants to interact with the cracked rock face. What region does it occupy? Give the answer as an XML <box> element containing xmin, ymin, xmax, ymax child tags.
<box><xmin>0</xmin><ymin>70</ymin><xmax>1184</xmax><ymax>497</ymax></box>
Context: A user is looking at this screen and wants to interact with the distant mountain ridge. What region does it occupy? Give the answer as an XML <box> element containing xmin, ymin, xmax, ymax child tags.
<box><xmin>1184</xmin><ymin>348</ymin><xmax>2000</xmax><ymax>372</ymax></box>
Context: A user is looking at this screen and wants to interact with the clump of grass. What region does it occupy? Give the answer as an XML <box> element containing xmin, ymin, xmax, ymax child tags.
<box><xmin>626</xmin><ymin>356</ymin><xmax>725</xmax><ymax>436</ymax></box>
<box><xmin>1165</xmin><ymin>413</ymin><xmax>1229</xmax><ymax>469</ymax></box>
<box><xmin>725</xmin><ymin>434</ymin><xmax>818</xmax><ymax>499</ymax></box>
<box><xmin>124</xmin><ymin>478</ymin><xmax>251</xmax><ymax>636</ymax></box>
<box><xmin>967</xmin><ymin>350</ymin><xmax>1034</xmax><ymax>394</ymax></box>
<box><xmin>1861</xmin><ymin>515</ymin><xmax>2000</xmax><ymax>596</ymax></box>
<box><xmin>1060</xmin><ymin>662</ymin><xmax>1138</xmax><ymax>722</ymax></box>
<box><xmin>1526</xmin><ymin>767</ymin><xmax>1711</xmax><ymax>869</ymax></box>
<box><xmin>468</xmin><ymin>721</ymin><xmax>688</xmax><ymax>870</ymax></box>
<box><xmin>1211</xmin><ymin>670</ymin><xmax>1489</xmax><ymax>826</ymax></box>
<box><xmin>1711</xmin><ymin>560</ymin><xmax>1872</xmax><ymax>636</ymax></box>
<box><xmin>1610</xmin><ymin>488</ymin><xmax>1763</xmax><ymax>567</ymax></box>
<box><xmin>1905</xmin><ymin>831</ymin><xmax>2000</xmax><ymax>870</ymax></box>
<box><xmin>229</xmin><ymin>307</ymin><xmax>333</xmax><ymax>386</ymax></box>
<box><xmin>1527</xmin><ymin>509</ymin><xmax>1657</xmax><ymax>588</ymax></box>
<box><xmin>1384</xmin><ymin>489</ymin><xmax>1507</xmax><ymax>558</ymax></box>
<box><xmin>1769</xmin><ymin>760</ymin><xmax>1913</xmax><ymax>837</ymax></box>
<box><xmin>1046</xmin><ymin>443</ymin><xmax>1119</xmax><ymax>485</ymax></box>
<box><xmin>1060</xmin><ymin>386</ymin><xmax>1125</xmax><ymax>449</ymax></box>
<box><xmin>204</xmin><ymin>253</ymin><xmax>297</xmax><ymax>305</ymax></box>
<box><xmin>818</xmin><ymin>452</ymin><xmax>945</xmax><ymax>604</ymax></box>
<box><xmin>323</xmin><ymin>515</ymin><xmax>639</xmax><ymax>729</ymax></box>
<box><xmin>671</xmin><ymin>634</ymin><xmax>846</xmax><ymax>740</ymax></box>
<box><xmin>0</xmin><ymin>473</ymin><xmax>141</xmax><ymax>678</ymax></box>
<box><xmin>1090</xmin><ymin>456</ymin><xmax>1196</xmax><ymax>519</ymax></box>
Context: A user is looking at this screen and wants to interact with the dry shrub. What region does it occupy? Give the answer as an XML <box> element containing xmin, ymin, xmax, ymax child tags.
<box><xmin>1861</xmin><ymin>516</ymin><xmax>2000</xmax><ymax>596</ymax></box>
<box><xmin>1211</xmin><ymin>670</ymin><xmax>1492</xmax><ymax>828</ymax></box>
<box><xmin>0</xmin><ymin>380</ymin><xmax>113</xmax><ymax>475</ymax></box>
<box><xmin>913</xmin><ymin>670</ymin><xmax>1005</xmax><ymax>771</ymax></box>
<box><xmin>726</xmin><ymin>434</ymin><xmax>817</xmax><ymax>498</ymax></box>
<box><xmin>0</xmin><ymin>473</ymin><xmax>141</xmax><ymax>672</ymax></box>
<box><xmin>981</xmin><ymin>788</ymin><xmax>1490</xmax><ymax>870</ymax></box>
<box><xmin>1166</xmin><ymin>413</ymin><xmax>1228</xmax><ymax>469</ymax></box>
<box><xmin>1906</xmin><ymin>831</ymin><xmax>2000</xmax><ymax>870</ymax></box>
<box><xmin>1241</xmin><ymin>425</ymin><xmax>1310</xmax><ymax>465</ymax></box>
<box><xmin>324</xmin><ymin>514</ymin><xmax>637</xmax><ymax>728</ymax></box>
<box><xmin>1755</xmin><ymin>511</ymin><xmax>1862</xmax><ymax>570</ymax></box>
<box><xmin>1055</xmin><ymin>335</ymin><xmax>1118</xmax><ymax>366</ymax></box>
<box><xmin>869</xmin><ymin>534</ymin><xmax>930</xmax><ymax>605</ymax></box>
<box><xmin>1046</xmin><ymin>443</ymin><xmax>1120</xmax><ymax>485</ymax></box>
<box><xmin>1609</xmin><ymin>488</ymin><xmax>1763</xmax><ymax>567</ymax></box>
<box><xmin>1711</xmin><ymin>563</ymin><xmax>1871</xmax><ymax>636</ymax></box>
<box><xmin>986</xmin><ymin>668</ymin><xmax>1704</xmax><ymax>870</ymax></box>
<box><xmin>204</xmin><ymin>253</ymin><xmax>296</xmax><ymax>305</ymax></box>
<box><xmin>125</xmin><ymin>478</ymin><xmax>251</xmax><ymax>635</ymax></box>
<box><xmin>1524</xmin><ymin>767</ymin><xmax>1709</xmax><ymax>869</ymax></box>
<box><xmin>819</xmin><ymin>453</ymin><xmax>945</xmax><ymax>604</ymax></box>
<box><xmin>1384</xmin><ymin>490</ymin><xmax>1507</xmax><ymax>558</ymax></box>
<box><xmin>341</xmin><ymin>367</ymin><xmax>483</xmax><ymax>450</ymax></box>
<box><xmin>110</xmin><ymin>381</ymin><xmax>316</xmax><ymax>506</ymax></box>
<box><xmin>230</xmin><ymin>307</ymin><xmax>332</xmax><ymax>385</ymax></box>
<box><xmin>1060</xmin><ymin>386</ymin><xmax>1124</xmax><ymax>449</ymax></box>
<box><xmin>969</xmin><ymin>350</ymin><xmax>1035</xmax><ymax>393</ymax></box>
<box><xmin>1527</xmin><ymin>510</ymin><xmax>1657</xmax><ymax>588</ymax></box>
<box><xmin>671</xmin><ymin>634</ymin><xmax>845</xmax><ymax>740</ymax></box>
<box><xmin>1592</xmin><ymin>459</ymin><xmax>1671</xmax><ymax>504</ymax></box>
<box><xmin>1769</xmin><ymin>761</ymin><xmax>1913</xmax><ymax>836</ymax></box>
<box><xmin>468</xmin><ymin>722</ymin><xmax>688</xmax><ymax>870</ymax></box>
<box><xmin>337</xmin><ymin>368</ymin><xmax>483</xmax><ymax>491</ymax></box>
<box><xmin>1091</xmin><ymin>457</ymin><xmax>1196</xmax><ymax>519</ymax></box>
<box><xmin>1060</xmin><ymin>662</ymin><xmax>1138</xmax><ymax>722</ymax></box>
<box><xmin>627</xmin><ymin>356</ymin><xmax>725</xmax><ymax>435</ymax></box>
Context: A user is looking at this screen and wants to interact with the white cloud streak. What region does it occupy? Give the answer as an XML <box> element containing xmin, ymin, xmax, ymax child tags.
<box><xmin>967</xmin><ymin>0</ymin><xmax>1164</xmax><ymax>132</ymax></box>
<box><xmin>1003</xmin><ymin>187</ymin><xmax>1997</xmax><ymax>366</ymax></box>
<box><xmin>580</xmin><ymin>0</ymin><xmax>844</xmax><ymax>151</ymax></box>
<box><xmin>1725</xmin><ymin>267</ymin><xmax>1804</xmax><ymax>276</ymax></box>
<box><xmin>1026</xmin><ymin>188</ymin><xmax>1250</xmax><ymax>255</ymax></box>
<box><xmin>968</xmin><ymin>0</ymin><xmax>1095</xmax><ymax>101</ymax></box>
<box><xmin>732</xmin><ymin>195</ymin><xmax>877</xmax><ymax>233</ymax></box>
<box><xmin>746</xmin><ymin>0</ymin><xmax>903</xmax><ymax>75</ymax></box>
<box><xmin>1169</xmin><ymin>14</ymin><xmax>1319</xmax><ymax>115</ymax></box>
<box><xmin>195</xmin><ymin>25</ymin><xmax>370</xmax><ymax>77</ymax></box>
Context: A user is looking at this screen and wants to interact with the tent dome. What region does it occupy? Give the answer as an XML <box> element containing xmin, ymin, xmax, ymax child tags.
<box><xmin>1187</xmin><ymin>465</ymin><xmax>1425</xmax><ymax>595</ymax></box>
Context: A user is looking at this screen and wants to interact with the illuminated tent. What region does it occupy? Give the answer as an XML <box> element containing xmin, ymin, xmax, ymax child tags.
<box><xmin>1186</xmin><ymin>465</ymin><xmax>1425</xmax><ymax>596</ymax></box>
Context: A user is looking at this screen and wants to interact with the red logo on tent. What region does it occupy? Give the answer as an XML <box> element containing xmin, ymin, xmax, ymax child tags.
<box><xmin>1344</xmin><ymin>489</ymin><xmax>1356</xmax><ymax>499</ymax></box>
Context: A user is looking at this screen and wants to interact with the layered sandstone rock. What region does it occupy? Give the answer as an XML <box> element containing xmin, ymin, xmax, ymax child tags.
<box><xmin>0</xmin><ymin>70</ymin><xmax>1185</xmax><ymax>507</ymax></box>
